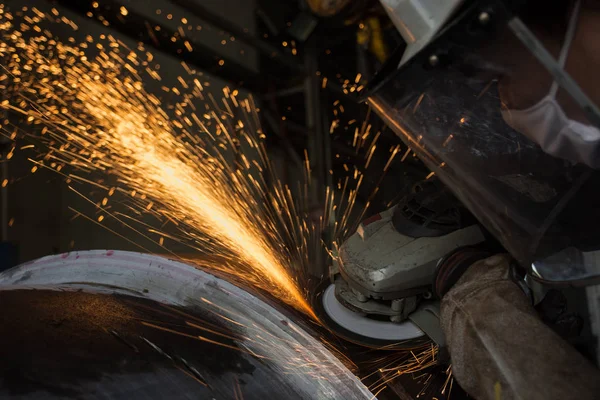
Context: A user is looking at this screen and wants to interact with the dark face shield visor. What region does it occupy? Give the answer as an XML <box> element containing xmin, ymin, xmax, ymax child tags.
<box><xmin>367</xmin><ymin>0</ymin><xmax>600</xmax><ymax>283</ymax></box>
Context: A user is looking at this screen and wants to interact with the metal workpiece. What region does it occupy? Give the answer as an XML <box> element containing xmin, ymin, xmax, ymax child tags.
<box><xmin>0</xmin><ymin>251</ymin><xmax>374</xmax><ymax>400</ymax></box>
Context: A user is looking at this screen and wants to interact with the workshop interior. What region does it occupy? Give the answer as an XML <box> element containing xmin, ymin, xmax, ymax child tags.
<box><xmin>1</xmin><ymin>0</ymin><xmax>599</xmax><ymax>398</ymax></box>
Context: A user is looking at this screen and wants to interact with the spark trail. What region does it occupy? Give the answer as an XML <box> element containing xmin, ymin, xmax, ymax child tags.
<box><xmin>0</xmin><ymin>4</ymin><xmax>314</xmax><ymax>318</ymax></box>
<box><xmin>80</xmin><ymin>79</ymin><xmax>314</xmax><ymax>318</ymax></box>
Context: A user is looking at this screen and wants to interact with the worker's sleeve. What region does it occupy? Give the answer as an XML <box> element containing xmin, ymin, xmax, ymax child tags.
<box><xmin>440</xmin><ymin>254</ymin><xmax>600</xmax><ymax>400</ymax></box>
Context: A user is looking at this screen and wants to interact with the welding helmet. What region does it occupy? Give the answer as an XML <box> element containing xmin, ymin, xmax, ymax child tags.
<box><xmin>368</xmin><ymin>0</ymin><xmax>600</xmax><ymax>283</ymax></box>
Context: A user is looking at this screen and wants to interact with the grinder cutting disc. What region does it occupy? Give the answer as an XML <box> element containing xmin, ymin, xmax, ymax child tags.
<box><xmin>313</xmin><ymin>281</ymin><xmax>429</xmax><ymax>350</ymax></box>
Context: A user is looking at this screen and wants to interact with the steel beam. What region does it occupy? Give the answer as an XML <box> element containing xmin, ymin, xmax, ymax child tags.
<box><xmin>50</xmin><ymin>0</ymin><xmax>266</xmax><ymax>91</ymax></box>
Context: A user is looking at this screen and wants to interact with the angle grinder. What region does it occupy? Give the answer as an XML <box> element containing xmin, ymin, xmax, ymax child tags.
<box><xmin>314</xmin><ymin>180</ymin><xmax>487</xmax><ymax>349</ymax></box>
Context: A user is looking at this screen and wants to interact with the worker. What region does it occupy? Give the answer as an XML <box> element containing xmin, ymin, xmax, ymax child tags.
<box><xmin>370</xmin><ymin>0</ymin><xmax>600</xmax><ymax>398</ymax></box>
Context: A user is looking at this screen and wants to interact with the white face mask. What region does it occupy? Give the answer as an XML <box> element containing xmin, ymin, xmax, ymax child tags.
<box><xmin>501</xmin><ymin>0</ymin><xmax>600</xmax><ymax>169</ymax></box>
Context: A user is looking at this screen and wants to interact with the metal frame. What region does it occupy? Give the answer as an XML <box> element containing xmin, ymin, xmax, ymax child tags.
<box><xmin>51</xmin><ymin>0</ymin><xmax>269</xmax><ymax>91</ymax></box>
<box><xmin>165</xmin><ymin>0</ymin><xmax>303</xmax><ymax>72</ymax></box>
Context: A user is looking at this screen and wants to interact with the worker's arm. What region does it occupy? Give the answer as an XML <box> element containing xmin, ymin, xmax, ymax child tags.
<box><xmin>440</xmin><ymin>255</ymin><xmax>600</xmax><ymax>400</ymax></box>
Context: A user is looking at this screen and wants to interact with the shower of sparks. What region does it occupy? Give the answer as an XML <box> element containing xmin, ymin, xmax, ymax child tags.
<box><xmin>358</xmin><ymin>343</ymin><xmax>453</xmax><ymax>399</ymax></box>
<box><xmin>364</xmin><ymin>343</ymin><xmax>437</xmax><ymax>389</ymax></box>
<box><xmin>0</xmin><ymin>3</ymin><xmax>401</xmax><ymax>321</ymax></box>
<box><xmin>0</xmin><ymin>4</ymin><xmax>314</xmax><ymax>318</ymax></box>
<box><xmin>0</xmin><ymin>3</ymin><xmax>443</xmax><ymax>395</ymax></box>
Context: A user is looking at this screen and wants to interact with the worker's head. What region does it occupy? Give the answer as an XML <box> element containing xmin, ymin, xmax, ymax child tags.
<box><xmin>493</xmin><ymin>0</ymin><xmax>600</xmax><ymax>123</ymax></box>
<box><xmin>367</xmin><ymin>0</ymin><xmax>600</xmax><ymax>268</ymax></box>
